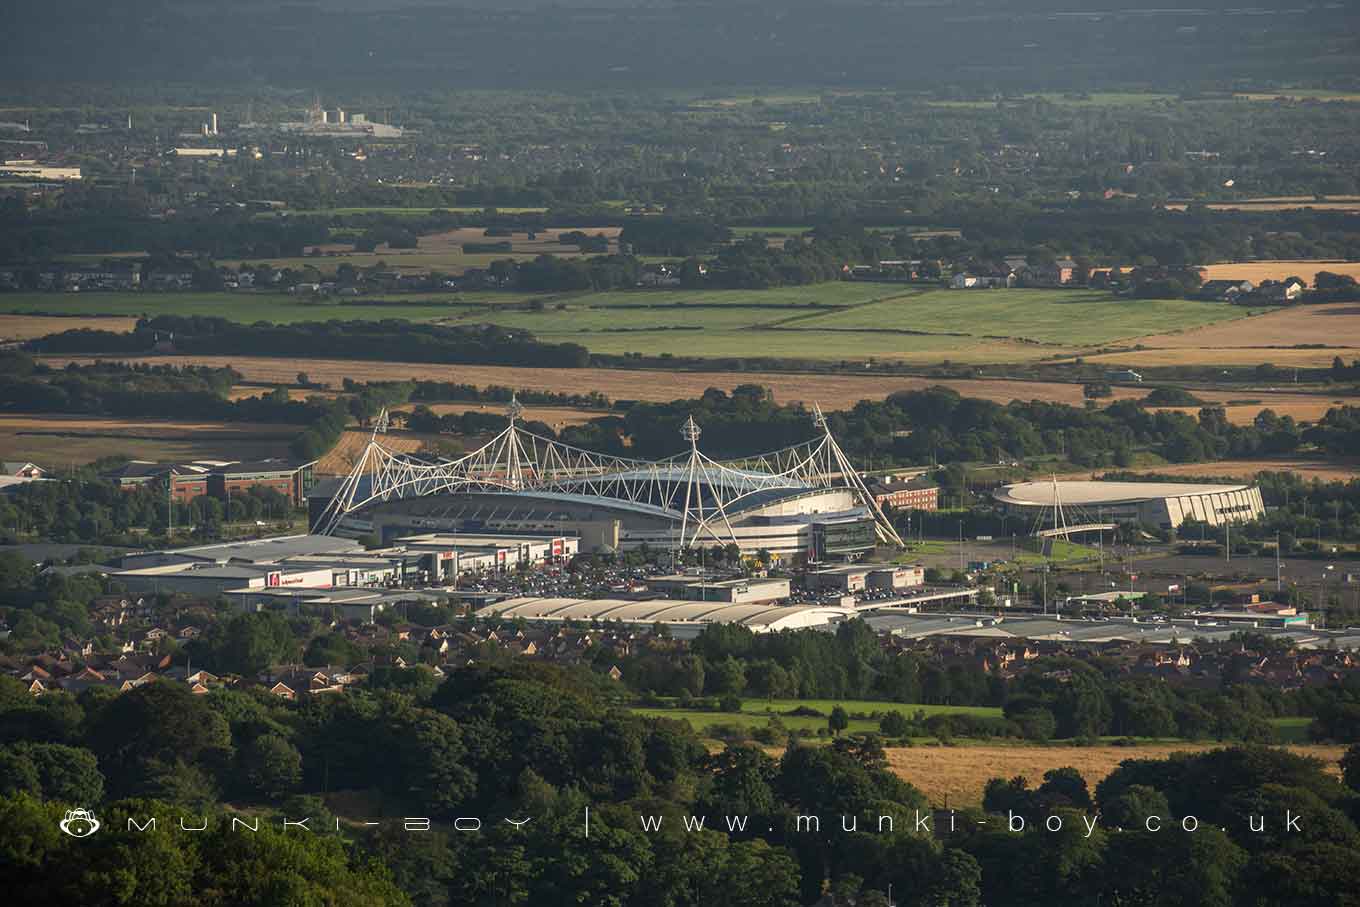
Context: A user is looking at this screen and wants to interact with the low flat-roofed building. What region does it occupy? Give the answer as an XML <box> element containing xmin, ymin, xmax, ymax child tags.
<box><xmin>867</xmin><ymin>566</ymin><xmax>925</xmax><ymax>591</ymax></box>
<box><xmin>121</xmin><ymin>534</ymin><xmax>363</xmax><ymax>570</ymax></box>
<box><xmin>395</xmin><ymin>532</ymin><xmax>579</xmax><ymax>565</ymax></box>
<box><xmin>646</xmin><ymin>574</ymin><xmax>792</xmax><ymax>604</ymax></box>
<box><xmin>229</xmin><ymin>586</ymin><xmax>445</xmax><ymax>621</ymax></box>
<box><xmin>807</xmin><ymin>565</ymin><xmax>872</xmax><ymax>593</ymax></box>
<box><xmin>113</xmin><ymin>562</ymin><xmax>337</xmax><ymax>597</ymax></box>
<box><xmin>278</xmin><ymin>553</ymin><xmax>407</xmax><ymax>587</ymax></box>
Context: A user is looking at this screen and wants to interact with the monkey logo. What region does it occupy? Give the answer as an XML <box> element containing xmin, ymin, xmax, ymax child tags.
<box><xmin>59</xmin><ymin>808</ymin><xmax>101</xmax><ymax>838</ymax></box>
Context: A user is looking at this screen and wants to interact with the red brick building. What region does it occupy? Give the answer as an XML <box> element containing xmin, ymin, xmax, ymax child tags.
<box><xmin>104</xmin><ymin>459</ymin><xmax>315</xmax><ymax>506</ymax></box>
<box><xmin>208</xmin><ymin>460</ymin><xmax>316</xmax><ymax>505</ymax></box>
<box><xmin>867</xmin><ymin>476</ymin><xmax>938</xmax><ymax>511</ymax></box>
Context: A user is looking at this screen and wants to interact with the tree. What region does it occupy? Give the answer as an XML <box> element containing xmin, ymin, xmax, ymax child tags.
<box><xmin>1342</xmin><ymin>743</ymin><xmax>1360</xmax><ymax>793</ymax></box>
<box><xmin>879</xmin><ymin>711</ymin><xmax>910</xmax><ymax>737</ymax></box>
<box><xmin>236</xmin><ymin>733</ymin><xmax>302</xmax><ymax>800</ymax></box>
<box><xmin>1037</xmin><ymin>766</ymin><xmax>1091</xmax><ymax>809</ymax></box>
<box><xmin>85</xmin><ymin>681</ymin><xmax>232</xmax><ymax>800</ymax></box>
<box><xmin>828</xmin><ymin>705</ymin><xmax>849</xmax><ymax>737</ymax></box>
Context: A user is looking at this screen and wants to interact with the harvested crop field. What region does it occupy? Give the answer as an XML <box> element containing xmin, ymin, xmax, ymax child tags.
<box><xmin>1127</xmin><ymin>301</ymin><xmax>1360</xmax><ymax>349</ymax></box>
<box><xmin>1167</xmin><ymin>202</ymin><xmax>1360</xmax><ymax>213</ymax></box>
<box><xmin>42</xmin><ymin>355</ymin><xmax>1353</xmax><ymax>425</ymax></box>
<box><xmin>424</xmin><ymin>402</ymin><xmax>605</xmax><ymax>430</ymax></box>
<box><xmin>315</xmin><ymin>429</ymin><xmax>448</xmax><ymax>475</ymax></box>
<box><xmin>1147</xmin><ymin>391</ymin><xmax>1349</xmax><ymax>426</ymax></box>
<box><xmin>1088</xmin><ymin>301</ymin><xmax>1360</xmax><ymax>368</ymax></box>
<box><xmin>1198</xmin><ymin>261</ymin><xmax>1360</xmax><ymax>284</ymax></box>
<box><xmin>1090</xmin><ymin>346</ymin><xmax>1360</xmax><ymax>368</ymax></box>
<box><xmin>0</xmin><ymin>313</ymin><xmax>138</xmax><ymax>341</ymax></box>
<box><xmin>885</xmin><ymin>743</ymin><xmax>1345</xmax><ymax>806</ymax></box>
<box><xmin>0</xmin><ymin>414</ymin><xmax>303</xmax><ymax>466</ymax></box>
<box><xmin>1062</xmin><ymin>458</ymin><xmax>1360</xmax><ymax>482</ymax></box>
<box><xmin>39</xmin><ymin>354</ymin><xmax>1166</xmax><ymax>410</ymax></box>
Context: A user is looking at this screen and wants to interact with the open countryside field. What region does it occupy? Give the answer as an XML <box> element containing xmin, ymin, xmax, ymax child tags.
<box><xmin>1198</xmin><ymin>261</ymin><xmax>1360</xmax><ymax>283</ymax></box>
<box><xmin>1127</xmin><ymin>301</ymin><xmax>1360</xmax><ymax>348</ymax></box>
<box><xmin>784</xmin><ymin>289</ymin><xmax>1259</xmax><ymax>347</ymax></box>
<box><xmin>1092</xmin><ymin>301</ymin><xmax>1360</xmax><ymax>368</ymax></box>
<box><xmin>1064</xmin><ymin>458</ymin><xmax>1360</xmax><ymax>482</ymax></box>
<box><xmin>314</xmin><ymin>429</ymin><xmax>450</xmax><ymax>475</ymax></box>
<box><xmin>433</xmin><ymin>287</ymin><xmax>1262</xmax><ymax>360</ymax></box>
<box><xmin>1168</xmin><ymin>202</ymin><xmax>1360</xmax><ymax>213</ymax></box>
<box><xmin>424</xmin><ymin>402</ymin><xmax>604</xmax><ymax>430</ymax></box>
<box><xmin>884</xmin><ymin>743</ymin><xmax>1346</xmax><ymax>806</ymax></box>
<box><xmin>229</xmin><ymin>225</ymin><xmax>621</xmax><ymax>275</ymax></box>
<box><xmin>285</xmin><ymin>206</ymin><xmax>551</xmax><ymax>216</ymax></box>
<box><xmin>1153</xmin><ymin>398</ymin><xmax>1352</xmax><ymax>427</ymax></box>
<box><xmin>42</xmin><ymin>354</ymin><xmax>1353</xmax><ymax>426</ymax></box>
<box><xmin>6</xmin><ymin>285</ymin><xmax>1265</xmax><ymax>364</ymax></box>
<box><xmin>0</xmin><ymin>314</ymin><xmax>139</xmax><ymax>341</ymax></box>
<box><xmin>1090</xmin><ymin>346</ymin><xmax>1360</xmax><ymax>368</ymax></box>
<box><xmin>0</xmin><ymin>414</ymin><xmax>302</xmax><ymax>466</ymax></box>
<box><xmin>634</xmin><ymin>699</ymin><xmax>1002</xmax><ymax>738</ymax></box>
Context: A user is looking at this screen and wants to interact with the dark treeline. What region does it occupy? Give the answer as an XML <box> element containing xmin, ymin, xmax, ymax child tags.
<box><xmin>0</xmin><ymin>203</ymin><xmax>330</xmax><ymax>261</ymax></box>
<box><xmin>0</xmin><ymin>475</ymin><xmax>291</xmax><ymax>549</ymax></box>
<box><xmin>3</xmin><ymin>651</ymin><xmax>1359</xmax><ymax>905</ymax></box>
<box><xmin>557</xmin><ymin>384</ymin><xmax>1307</xmax><ymax>469</ymax></box>
<box><xmin>0</xmin><ymin>353</ymin><xmax>335</xmax><ymax>427</ymax></box>
<box><xmin>29</xmin><ymin>315</ymin><xmax>591</xmax><ymax>369</ymax></box>
<box><xmin>650</xmin><ymin>621</ymin><xmax>1359</xmax><ymax>745</ymax></box>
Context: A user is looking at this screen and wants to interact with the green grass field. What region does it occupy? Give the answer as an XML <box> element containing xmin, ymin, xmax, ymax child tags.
<box><xmin>4</xmin><ymin>285</ymin><xmax>1259</xmax><ymax>364</ymax></box>
<box><xmin>792</xmin><ymin>289</ymin><xmax>1261</xmax><ymax>346</ymax></box>
<box><xmin>1269</xmin><ymin>716</ymin><xmax>1313</xmax><ymax>743</ymax></box>
<box><xmin>633</xmin><ymin>698</ymin><xmax>1003</xmax><ymax>736</ymax></box>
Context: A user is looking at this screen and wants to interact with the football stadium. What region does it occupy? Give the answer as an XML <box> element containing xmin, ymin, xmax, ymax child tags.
<box><xmin>312</xmin><ymin>403</ymin><xmax>901</xmax><ymax>562</ymax></box>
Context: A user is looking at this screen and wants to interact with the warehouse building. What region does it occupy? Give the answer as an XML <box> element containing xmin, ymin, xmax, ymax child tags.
<box><xmin>476</xmin><ymin>596</ymin><xmax>856</xmax><ymax>638</ymax></box>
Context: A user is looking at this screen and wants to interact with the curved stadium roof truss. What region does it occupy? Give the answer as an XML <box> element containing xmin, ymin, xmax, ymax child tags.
<box><xmin>316</xmin><ymin>401</ymin><xmax>903</xmax><ymax>549</ymax></box>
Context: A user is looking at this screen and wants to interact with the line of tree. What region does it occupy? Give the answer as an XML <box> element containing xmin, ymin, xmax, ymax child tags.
<box><xmin>29</xmin><ymin>315</ymin><xmax>591</xmax><ymax>369</ymax></box>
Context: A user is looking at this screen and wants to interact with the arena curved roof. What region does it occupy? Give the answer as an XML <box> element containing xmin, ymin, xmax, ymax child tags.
<box><xmin>993</xmin><ymin>480</ymin><xmax>1253</xmax><ymax>508</ymax></box>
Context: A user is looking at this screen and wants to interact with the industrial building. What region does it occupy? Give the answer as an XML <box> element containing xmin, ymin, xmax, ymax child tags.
<box><xmin>110</xmin><ymin>531</ymin><xmax>579</xmax><ymax>607</ymax></box>
<box><xmin>992</xmin><ymin>480</ymin><xmax>1265</xmax><ymax>530</ymax></box>
<box><xmin>475</xmin><ymin>596</ymin><xmax>857</xmax><ymax>637</ymax></box>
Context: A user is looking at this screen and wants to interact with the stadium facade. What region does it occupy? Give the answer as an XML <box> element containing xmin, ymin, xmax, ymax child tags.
<box><xmin>992</xmin><ymin>480</ymin><xmax>1265</xmax><ymax>531</ymax></box>
<box><xmin>312</xmin><ymin>402</ymin><xmax>902</xmax><ymax>562</ymax></box>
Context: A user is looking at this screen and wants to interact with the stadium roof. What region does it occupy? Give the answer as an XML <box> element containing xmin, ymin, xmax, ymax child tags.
<box><xmin>993</xmin><ymin>480</ymin><xmax>1252</xmax><ymax>508</ymax></box>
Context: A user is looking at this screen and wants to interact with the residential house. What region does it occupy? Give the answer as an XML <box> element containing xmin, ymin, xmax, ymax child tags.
<box><xmin>1</xmin><ymin>461</ymin><xmax>45</xmax><ymax>479</ymax></box>
<box><xmin>1197</xmin><ymin>279</ymin><xmax>1254</xmax><ymax>301</ymax></box>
